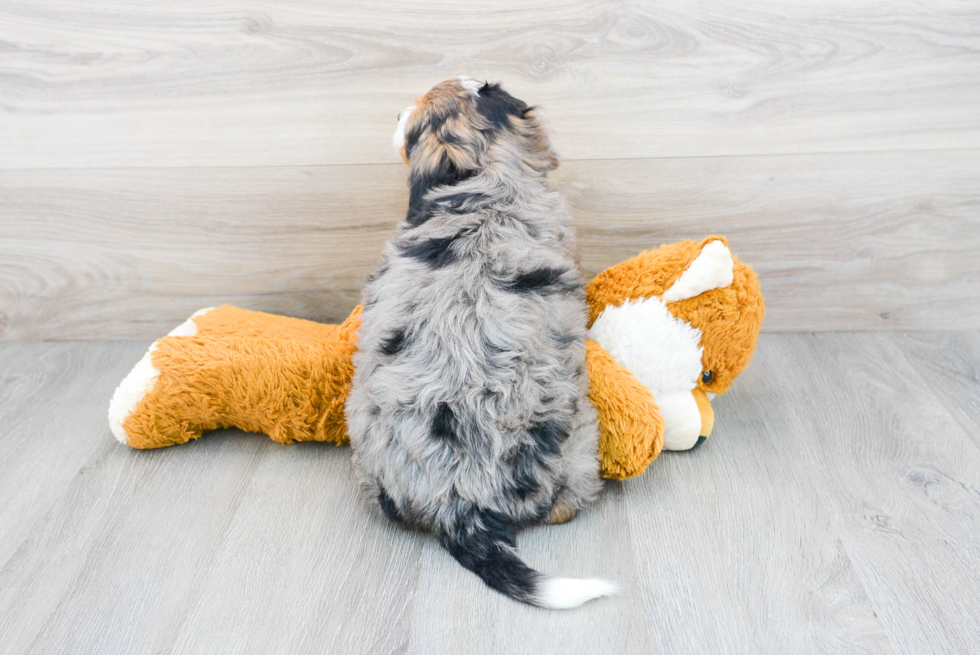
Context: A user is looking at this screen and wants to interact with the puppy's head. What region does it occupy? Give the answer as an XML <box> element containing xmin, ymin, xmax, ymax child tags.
<box><xmin>393</xmin><ymin>77</ymin><xmax>557</xmax><ymax>221</ymax></box>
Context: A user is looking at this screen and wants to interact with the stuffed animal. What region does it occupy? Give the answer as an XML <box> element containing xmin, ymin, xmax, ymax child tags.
<box><xmin>109</xmin><ymin>236</ymin><xmax>763</xmax><ymax>479</ymax></box>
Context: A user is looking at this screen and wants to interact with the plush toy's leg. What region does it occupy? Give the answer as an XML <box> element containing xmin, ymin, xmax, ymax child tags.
<box><xmin>585</xmin><ymin>340</ymin><xmax>665</xmax><ymax>480</ymax></box>
<box><xmin>189</xmin><ymin>305</ymin><xmax>346</xmax><ymax>343</ymax></box>
<box><xmin>109</xmin><ymin>306</ymin><xmax>361</xmax><ymax>449</ymax></box>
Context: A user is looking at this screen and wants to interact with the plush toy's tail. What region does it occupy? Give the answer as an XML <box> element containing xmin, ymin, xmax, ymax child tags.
<box><xmin>439</xmin><ymin>509</ymin><xmax>617</xmax><ymax>610</ymax></box>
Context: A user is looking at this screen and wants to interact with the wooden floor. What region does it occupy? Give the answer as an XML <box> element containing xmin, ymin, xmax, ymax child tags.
<box><xmin>1</xmin><ymin>331</ymin><xmax>979</xmax><ymax>654</ymax></box>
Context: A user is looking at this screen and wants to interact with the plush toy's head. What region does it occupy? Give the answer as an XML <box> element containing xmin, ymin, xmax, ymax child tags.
<box><xmin>586</xmin><ymin>236</ymin><xmax>764</xmax><ymax>450</ymax></box>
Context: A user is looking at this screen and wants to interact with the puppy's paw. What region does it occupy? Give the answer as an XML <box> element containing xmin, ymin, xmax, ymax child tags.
<box><xmin>545</xmin><ymin>501</ymin><xmax>578</xmax><ymax>525</ymax></box>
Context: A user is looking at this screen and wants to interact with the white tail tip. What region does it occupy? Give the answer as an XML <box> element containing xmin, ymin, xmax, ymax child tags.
<box><xmin>535</xmin><ymin>577</ymin><xmax>618</xmax><ymax>609</ymax></box>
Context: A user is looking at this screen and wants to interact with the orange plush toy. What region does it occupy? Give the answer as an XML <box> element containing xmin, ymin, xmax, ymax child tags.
<box><xmin>109</xmin><ymin>236</ymin><xmax>764</xmax><ymax>479</ymax></box>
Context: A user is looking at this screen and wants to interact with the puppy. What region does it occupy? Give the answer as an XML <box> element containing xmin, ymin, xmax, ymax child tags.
<box><xmin>346</xmin><ymin>77</ymin><xmax>615</xmax><ymax>609</ymax></box>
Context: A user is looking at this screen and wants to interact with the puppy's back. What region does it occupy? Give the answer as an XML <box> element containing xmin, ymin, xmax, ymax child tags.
<box><xmin>347</xmin><ymin>77</ymin><xmax>611</xmax><ymax>609</ymax></box>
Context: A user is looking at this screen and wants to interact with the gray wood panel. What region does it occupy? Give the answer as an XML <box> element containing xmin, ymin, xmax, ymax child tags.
<box><xmin>3</xmin><ymin>149</ymin><xmax>979</xmax><ymax>339</ymax></box>
<box><xmin>622</xmin><ymin>384</ymin><xmax>893</xmax><ymax>654</ymax></box>
<box><xmin>0</xmin><ymin>341</ymin><xmax>147</xmax><ymax>569</ymax></box>
<box><xmin>405</xmin><ymin>483</ymin><xmax>657</xmax><ymax>655</ymax></box>
<box><xmin>747</xmin><ymin>333</ymin><xmax>980</xmax><ymax>654</ymax></box>
<box><xmin>167</xmin><ymin>442</ymin><xmax>423</xmax><ymax>655</ymax></box>
<box><xmin>891</xmin><ymin>332</ymin><xmax>980</xmax><ymax>451</ymax></box>
<box><xmin>0</xmin><ymin>165</ymin><xmax>400</xmax><ymax>340</ymax></box>
<box><xmin>2</xmin><ymin>1</ymin><xmax>978</xmax><ymax>168</ymax></box>
<box><xmin>3</xmin><ymin>335</ymin><xmax>980</xmax><ymax>652</ymax></box>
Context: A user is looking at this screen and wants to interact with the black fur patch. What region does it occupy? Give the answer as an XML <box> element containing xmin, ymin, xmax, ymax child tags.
<box><xmin>378</xmin><ymin>487</ymin><xmax>403</xmax><ymax>524</ymax></box>
<box><xmin>380</xmin><ymin>328</ymin><xmax>407</xmax><ymax>356</ymax></box>
<box><xmin>476</xmin><ymin>83</ymin><xmax>530</xmax><ymax>130</ymax></box>
<box><xmin>504</xmin><ymin>267</ymin><xmax>576</xmax><ymax>294</ymax></box>
<box><xmin>407</xmin><ymin>154</ymin><xmax>476</xmax><ymax>225</ymax></box>
<box><xmin>399</xmin><ymin>232</ymin><xmax>464</xmax><ymax>270</ymax></box>
<box><xmin>439</xmin><ymin>508</ymin><xmax>538</xmax><ymax>603</ymax></box>
<box><xmin>432</xmin><ymin>402</ymin><xmax>458</xmax><ymax>443</ymax></box>
<box><xmin>528</xmin><ymin>420</ymin><xmax>569</xmax><ymax>458</ymax></box>
<box><xmin>550</xmin><ymin>330</ymin><xmax>578</xmax><ymax>344</ymax></box>
<box><xmin>509</xmin><ymin>443</ymin><xmax>543</xmax><ymax>500</ymax></box>
<box><xmin>503</xmin><ymin>420</ymin><xmax>570</xmax><ymax>502</ymax></box>
<box><xmin>405</xmin><ymin>107</ymin><xmax>462</xmax><ymax>157</ymax></box>
<box><xmin>408</xmin><ymin>192</ymin><xmax>488</xmax><ymax>228</ymax></box>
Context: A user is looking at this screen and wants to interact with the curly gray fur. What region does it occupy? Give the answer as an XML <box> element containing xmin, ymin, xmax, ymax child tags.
<box><xmin>345</xmin><ymin>78</ymin><xmax>606</xmax><ymax>607</ymax></box>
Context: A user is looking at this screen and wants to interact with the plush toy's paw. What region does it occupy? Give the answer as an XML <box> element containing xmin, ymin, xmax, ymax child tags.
<box><xmin>545</xmin><ymin>502</ymin><xmax>579</xmax><ymax>525</ymax></box>
<box><xmin>586</xmin><ymin>340</ymin><xmax>665</xmax><ymax>479</ymax></box>
<box><xmin>108</xmin><ymin>308</ymin><xmax>215</xmax><ymax>446</ymax></box>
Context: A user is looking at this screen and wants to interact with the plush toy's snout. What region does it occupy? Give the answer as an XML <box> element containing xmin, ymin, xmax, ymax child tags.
<box><xmin>694</xmin><ymin>388</ymin><xmax>714</xmax><ymax>439</ymax></box>
<box><xmin>656</xmin><ymin>387</ymin><xmax>715</xmax><ymax>451</ymax></box>
<box><xmin>689</xmin><ymin>387</ymin><xmax>715</xmax><ymax>451</ymax></box>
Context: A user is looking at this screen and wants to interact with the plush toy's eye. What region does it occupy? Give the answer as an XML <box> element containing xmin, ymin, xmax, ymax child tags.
<box><xmin>701</xmin><ymin>370</ymin><xmax>714</xmax><ymax>384</ymax></box>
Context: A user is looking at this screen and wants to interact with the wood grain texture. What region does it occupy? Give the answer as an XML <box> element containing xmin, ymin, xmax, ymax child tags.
<box><xmin>167</xmin><ymin>441</ymin><xmax>423</xmax><ymax>655</ymax></box>
<box><xmin>566</xmin><ymin>151</ymin><xmax>980</xmax><ymax>332</ymax></box>
<box><xmin>748</xmin><ymin>333</ymin><xmax>980</xmax><ymax>654</ymax></box>
<box><xmin>891</xmin><ymin>332</ymin><xmax>980</xmax><ymax>451</ymax></box>
<box><xmin>3</xmin><ymin>335</ymin><xmax>980</xmax><ymax>653</ymax></box>
<box><xmin>405</xmin><ymin>482</ymin><xmax>656</xmax><ymax>655</ymax></box>
<box><xmin>3</xmin><ymin>149</ymin><xmax>978</xmax><ymax>339</ymax></box>
<box><xmin>0</xmin><ymin>341</ymin><xmax>147</xmax><ymax>569</ymax></box>
<box><xmin>2</xmin><ymin>0</ymin><xmax>979</xmax><ymax>168</ymax></box>
<box><xmin>622</xmin><ymin>381</ymin><xmax>892</xmax><ymax>654</ymax></box>
<box><xmin>0</xmin><ymin>165</ymin><xmax>401</xmax><ymax>339</ymax></box>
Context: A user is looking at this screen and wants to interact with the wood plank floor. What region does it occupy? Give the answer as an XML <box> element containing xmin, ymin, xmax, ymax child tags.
<box><xmin>1</xmin><ymin>332</ymin><xmax>978</xmax><ymax>654</ymax></box>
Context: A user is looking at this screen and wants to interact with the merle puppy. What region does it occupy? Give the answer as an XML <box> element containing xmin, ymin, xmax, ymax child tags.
<box><xmin>346</xmin><ymin>77</ymin><xmax>614</xmax><ymax>609</ymax></box>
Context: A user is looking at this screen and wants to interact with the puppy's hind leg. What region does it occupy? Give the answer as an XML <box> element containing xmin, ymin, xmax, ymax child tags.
<box><xmin>545</xmin><ymin>500</ymin><xmax>578</xmax><ymax>525</ymax></box>
<box><xmin>552</xmin><ymin>410</ymin><xmax>605</xmax><ymax>516</ymax></box>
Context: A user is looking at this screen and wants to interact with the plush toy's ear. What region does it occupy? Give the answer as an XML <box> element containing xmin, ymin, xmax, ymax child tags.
<box><xmin>662</xmin><ymin>239</ymin><xmax>734</xmax><ymax>302</ymax></box>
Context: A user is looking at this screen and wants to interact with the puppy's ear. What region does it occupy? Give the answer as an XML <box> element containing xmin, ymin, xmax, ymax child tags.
<box><xmin>515</xmin><ymin>107</ymin><xmax>559</xmax><ymax>173</ymax></box>
<box><xmin>475</xmin><ymin>82</ymin><xmax>529</xmax><ymax>130</ymax></box>
<box><xmin>475</xmin><ymin>84</ymin><xmax>558</xmax><ymax>173</ymax></box>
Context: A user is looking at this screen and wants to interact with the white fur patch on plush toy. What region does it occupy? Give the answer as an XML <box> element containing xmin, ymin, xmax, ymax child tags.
<box><xmin>589</xmin><ymin>296</ymin><xmax>703</xmax><ymax>396</ymax></box>
<box><xmin>107</xmin><ymin>307</ymin><xmax>214</xmax><ymax>444</ymax></box>
<box><xmin>587</xmin><ymin>296</ymin><xmax>705</xmax><ymax>451</ymax></box>
<box><xmin>656</xmin><ymin>391</ymin><xmax>703</xmax><ymax>450</ymax></box>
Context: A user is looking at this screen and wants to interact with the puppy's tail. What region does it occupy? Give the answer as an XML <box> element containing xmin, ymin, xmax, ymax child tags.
<box><xmin>439</xmin><ymin>509</ymin><xmax>617</xmax><ymax>610</ymax></box>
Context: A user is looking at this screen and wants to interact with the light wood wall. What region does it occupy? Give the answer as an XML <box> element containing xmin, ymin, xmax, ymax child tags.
<box><xmin>2</xmin><ymin>0</ymin><xmax>979</xmax><ymax>338</ymax></box>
